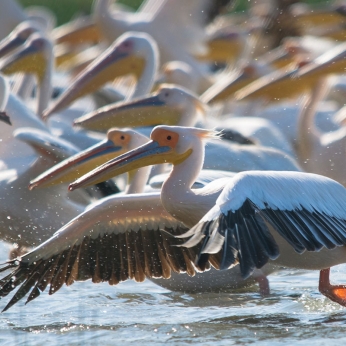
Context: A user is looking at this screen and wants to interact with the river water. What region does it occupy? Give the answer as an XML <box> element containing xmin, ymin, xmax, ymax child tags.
<box><xmin>0</xmin><ymin>242</ymin><xmax>345</xmax><ymax>345</ymax></box>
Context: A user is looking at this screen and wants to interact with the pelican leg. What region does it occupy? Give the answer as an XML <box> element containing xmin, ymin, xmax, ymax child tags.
<box><xmin>319</xmin><ymin>268</ymin><xmax>346</xmax><ymax>306</ymax></box>
<box><xmin>253</xmin><ymin>270</ymin><xmax>270</xmax><ymax>296</ymax></box>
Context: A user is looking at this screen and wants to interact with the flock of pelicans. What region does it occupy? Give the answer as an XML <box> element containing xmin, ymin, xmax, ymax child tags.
<box><xmin>1</xmin><ymin>0</ymin><xmax>346</xmax><ymax>313</ymax></box>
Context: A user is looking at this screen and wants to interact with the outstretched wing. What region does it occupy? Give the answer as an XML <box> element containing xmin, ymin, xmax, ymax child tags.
<box><xmin>182</xmin><ymin>171</ymin><xmax>346</xmax><ymax>278</ymax></box>
<box><xmin>0</xmin><ymin>193</ymin><xmax>205</xmax><ymax>311</ymax></box>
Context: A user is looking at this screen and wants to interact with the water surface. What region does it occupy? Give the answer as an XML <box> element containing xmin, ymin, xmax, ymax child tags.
<box><xmin>0</xmin><ymin>242</ymin><xmax>345</xmax><ymax>345</ymax></box>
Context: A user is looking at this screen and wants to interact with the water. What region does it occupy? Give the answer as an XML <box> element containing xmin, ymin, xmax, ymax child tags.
<box><xmin>0</xmin><ymin>242</ymin><xmax>345</xmax><ymax>345</ymax></box>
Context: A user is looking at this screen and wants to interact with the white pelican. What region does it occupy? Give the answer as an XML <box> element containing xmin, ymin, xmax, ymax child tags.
<box><xmin>0</xmin><ymin>127</ymin><xmax>91</xmax><ymax>257</ymax></box>
<box><xmin>42</xmin><ymin>31</ymin><xmax>159</xmax><ymax>120</ymax></box>
<box><xmin>92</xmin><ymin>0</ymin><xmax>230</xmax><ymax>92</ymax></box>
<box><xmin>0</xmin><ymin>32</ymin><xmax>53</xmax><ymax>117</ymax></box>
<box><xmin>0</xmin><ymin>128</ymin><xmax>278</xmax><ymax>311</ymax></box>
<box><xmin>28</xmin><ymin>128</ymin><xmax>152</xmax><ymax>195</ymax></box>
<box><xmin>236</xmin><ymin>41</ymin><xmax>346</xmax><ymax>103</ymax></box>
<box><xmin>68</xmin><ymin>125</ymin><xmax>346</xmax><ymax>307</ymax></box>
<box><xmin>0</xmin><ymin>21</ymin><xmax>42</xmax><ymax>59</ymax></box>
<box><xmin>0</xmin><ymin>33</ymin><xmax>106</xmax><ymax>151</ymax></box>
<box><xmin>0</xmin><ymin>73</ymin><xmax>48</xmax><ymax>165</ymax></box>
<box><xmin>74</xmin><ymin>84</ymin><xmax>297</xmax><ymax>159</ymax></box>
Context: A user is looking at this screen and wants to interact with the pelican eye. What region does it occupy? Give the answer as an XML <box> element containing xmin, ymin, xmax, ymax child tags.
<box><xmin>120</xmin><ymin>135</ymin><xmax>125</xmax><ymax>140</ymax></box>
<box><xmin>167</xmin><ymin>135</ymin><xmax>172</xmax><ymax>140</ymax></box>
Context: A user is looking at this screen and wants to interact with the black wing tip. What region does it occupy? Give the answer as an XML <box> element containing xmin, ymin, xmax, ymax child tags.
<box><xmin>193</xmin><ymin>199</ymin><xmax>281</xmax><ymax>278</ymax></box>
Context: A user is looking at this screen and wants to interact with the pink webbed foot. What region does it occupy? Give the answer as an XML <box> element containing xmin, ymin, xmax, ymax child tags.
<box><xmin>319</xmin><ymin>268</ymin><xmax>346</xmax><ymax>306</ymax></box>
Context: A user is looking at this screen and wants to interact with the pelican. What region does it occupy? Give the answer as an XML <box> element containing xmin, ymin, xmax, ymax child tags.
<box><xmin>195</xmin><ymin>28</ymin><xmax>247</xmax><ymax>64</ymax></box>
<box><xmin>53</xmin><ymin>16</ymin><xmax>101</xmax><ymax>47</ymax></box>
<box><xmin>74</xmin><ymin>84</ymin><xmax>297</xmax><ymax>158</ymax></box>
<box><xmin>92</xmin><ymin>0</ymin><xmax>231</xmax><ymax>92</ymax></box>
<box><xmin>0</xmin><ymin>73</ymin><xmax>48</xmax><ymax>165</ymax></box>
<box><xmin>0</xmin><ymin>32</ymin><xmax>106</xmax><ymax>150</ymax></box>
<box><xmin>0</xmin><ymin>128</ymin><xmax>276</xmax><ymax>311</ymax></box>
<box><xmin>42</xmin><ymin>31</ymin><xmax>159</xmax><ymax>120</ymax></box>
<box><xmin>0</xmin><ymin>127</ymin><xmax>91</xmax><ymax>257</ymax></box>
<box><xmin>236</xmin><ymin>41</ymin><xmax>346</xmax><ymax>103</ymax></box>
<box><xmin>68</xmin><ymin>125</ymin><xmax>346</xmax><ymax>307</ymax></box>
<box><xmin>0</xmin><ymin>32</ymin><xmax>53</xmax><ymax>117</ymax></box>
<box><xmin>0</xmin><ymin>21</ymin><xmax>42</xmax><ymax>60</ymax></box>
<box><xmin>28</xmin><ymin>128</ymin><xmax>151</xmax><ymax>194</ymax></box>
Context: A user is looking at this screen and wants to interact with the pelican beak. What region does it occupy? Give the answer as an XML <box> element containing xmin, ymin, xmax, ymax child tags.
<box><xmin>297</xmin><ymin>45</ymin><xmax>346</xmax><ymax>81</ymax></box>
<box><xmin>196</xmin><ymin>33</ymin><xmax>244</xmax><ymax>63</ymax></box>
<box><xmin>0</xmin><ymin>111</ymin><xmax>11</xmax><ymax>125</ymax></box>
<box><xmin>73</xmin><ymin>94</ymin><xmax>182</xmax><ymax>131</ymax></box>
<box><xmin>69</xmin><ymin>140</ymin><xmax>176</xmax><ymax>190</ymax></box>
<box><xmin>53</xmin><ymin>21</ymin><xmax>101</xmax><ymax>46</ymax></box>
<box><xmin>0</xmin><ymin>40</ymin><xmax>46</xmax><ymax>82</ymax></box>
<box><xmin>42</xmin><ymin>43</ymin><xmax>145</xmax><ymax>119</ymax></box>
<box><xmin>0</xmin><ymin>34</ymin><xmax>26</xmax><ymax>59</ymax></box>
<box><xmin>29</xmin><ymin>139</ymin><xmax>123</xmax><ymax>189</ymax></box>
<box><xmin>202</xmin><ymin>69</ymin><xmax>255</xmax><ymax>104</ymax></box>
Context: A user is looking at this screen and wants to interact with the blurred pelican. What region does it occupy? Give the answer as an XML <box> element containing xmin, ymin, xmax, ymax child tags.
<box><xmin>0</xmin><ymin>32</ymin><xmax>53</xmax><ymax>117</ymax></box>
<box><xmin>74</xmin><ymin>84</ymin><xmax>296</xmax><ymax>158</ymax></box>
<box><xmin>93</xmin><ymin>0</ymin><xmax>230</xmax><ymax>92</ymax></box>
<box><xmin>0</xmin><ymin>127</ymin><xmax>91</xmax><ymax>257</ymax></box>
<box><xmin>236</xmin><ymin>42</ymin><xmax>346</xmax><ymax>103</ymax></box>
<box><xmin>43</xmin><ymin>32</ymin><xmax>159</xmax><ymax>120</ymax></box>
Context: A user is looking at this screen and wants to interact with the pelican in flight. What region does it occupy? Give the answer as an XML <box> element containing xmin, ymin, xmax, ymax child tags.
<box><xmin>0</xmin><ymin>127</ymin><xmax>277</xmax><ymax>311</ymax></box>
<box><xmin>64</xmin><ymin>125</ymin><xmax>346</xmax><ymax>307</ymax></box>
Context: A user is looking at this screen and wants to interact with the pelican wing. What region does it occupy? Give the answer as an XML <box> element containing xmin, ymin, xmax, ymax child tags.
<box><xmin>0</xmin><ymin>193</ymin><xmax>202</xmax><ymax>311</ymax></box>
<box><xmin>14</xmin><ymin>127</ymin><xmax>79</xmax><ymax>161</ymax></box>
<box><xmin>183</xmin><ymin>171</ymin><xmax>346</xmax><ymax>278</ymax></box>
<box><xmin>149</xmin><ymin>170</ymin><xmax>236</xmax><ymax>189</ymax></box>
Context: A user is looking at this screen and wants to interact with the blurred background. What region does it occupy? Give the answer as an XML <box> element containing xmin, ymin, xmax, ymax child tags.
<box><xmin>18</xmin><ymin>0</ymin><xmax>330</xmax><ymax>25</ymax></box>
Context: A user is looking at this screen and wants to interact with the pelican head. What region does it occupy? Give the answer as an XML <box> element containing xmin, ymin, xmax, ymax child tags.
<box><xmin>0</xmin><ymin>21</ymin><xmax>41</xmax><ymax>59</ymax></box>
<box><xmin>0</xmin><ymin>33</ymin><xmax>52</xmax><ymax>83</ymax></box>
<box><xmin>29</xmin><ymin>128</ymin><xmax>148</xmax><ymax>189</ymax></box>
<box><xmin>74</xmin><ymin>84</ymin><xmax>206</xmax><ymax>131</ymax></box>
<box><xmin>42</xmin><ymin>31</ymin><xmax>158</xmax><ymax>119</ymax></box>
<box><xmin>69</xmin><ymin>126</ymin><xmax>217</xmax><ymax>190</ymax></box>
